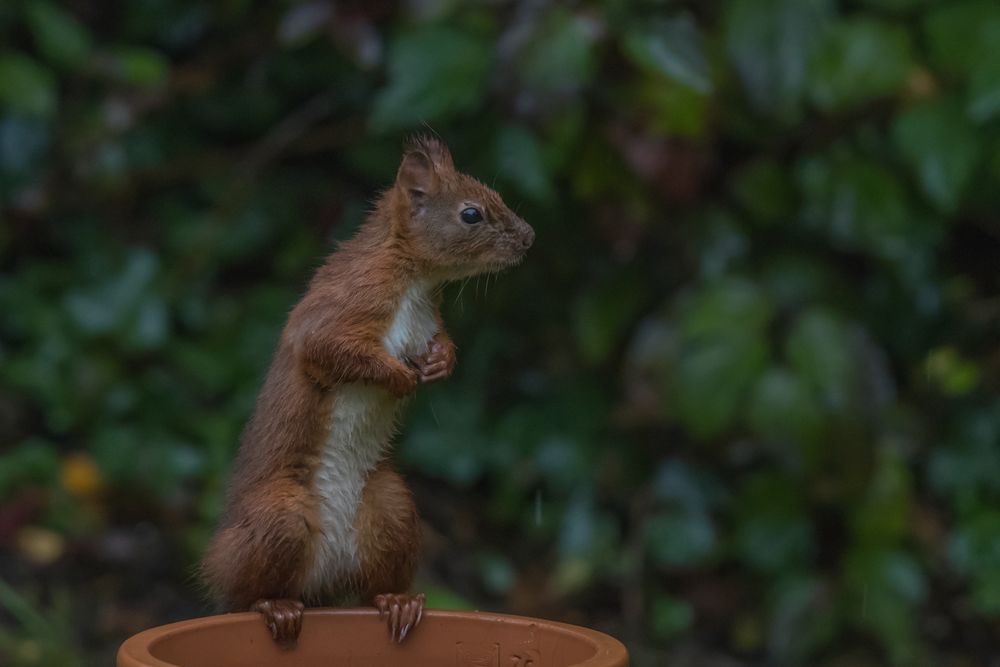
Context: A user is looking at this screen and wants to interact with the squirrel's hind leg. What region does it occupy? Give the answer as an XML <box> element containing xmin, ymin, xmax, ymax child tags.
<box><xmin>353</xmin><ymin>463</ymin><xmax>424</xmax><ymax>642</ymax></box>
<box><xmin>201</xmin><ymin>480</ymin><xmax>318</xmax><ymax>646</ymax></box>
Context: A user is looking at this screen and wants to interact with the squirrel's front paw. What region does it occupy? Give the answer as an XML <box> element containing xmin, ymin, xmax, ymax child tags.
<box><xmin>418</xmin><ymin>340</ymin><xmax>456</xmax><ymax>383</ymax></box>
<box><xmin>386</xmin><ymin>365</ymin><xmax>419</xmax><ymax>398</ymax></box>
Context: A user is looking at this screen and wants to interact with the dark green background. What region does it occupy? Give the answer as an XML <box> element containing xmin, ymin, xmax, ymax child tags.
<box><xmin>2</xmin><ymin>1</ymin><xmax>999</xmax><ymax>665</ymax></box>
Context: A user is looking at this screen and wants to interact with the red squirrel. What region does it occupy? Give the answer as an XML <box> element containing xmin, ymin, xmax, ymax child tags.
<box><xmin>200</xmin><ymin>136</ymin><xmax>534</xmax><ymax>646</ymax></box>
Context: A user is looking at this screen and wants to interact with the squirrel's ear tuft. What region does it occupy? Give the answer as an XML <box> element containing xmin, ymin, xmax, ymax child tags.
<box><xmin>396</xmin><ymin>149</ymin><xmax>439</xmax><ymax>199</ymax></box>
<box><xmin>405</xmin><ymin>134</ymin><xmax>454</xmax><ymax>172</ymax></box>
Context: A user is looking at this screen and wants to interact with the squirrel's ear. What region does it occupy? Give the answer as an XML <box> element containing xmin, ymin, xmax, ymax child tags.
<box><xmin>396</xmin><ymin>150</ymin><xmax>439</xmax><ymax>199</ymax></box>
<box><xmin>421</xmin><ymin>137</ymin><xmax>454</xmax><ymax>172</ymax></box>
<box><xmin>404</xmin><ymin>134</ymin><xmax>454</xmax><ymax>172</ymax></box>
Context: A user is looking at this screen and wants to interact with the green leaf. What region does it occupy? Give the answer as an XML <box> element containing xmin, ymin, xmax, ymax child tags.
<box><xmin>693</xmin><ymin>210</ymin><xmax>749</xmax><ymax>279</ymax></box>
<box><xmin>785</xmin><ymin>308</ymin><xmax>857</xmax><ymax>413</ymax></box>
<box><xmin>968</xmin><ymin>58</ymin><xmax>1000</xmax><ymax>122</ymax></box>
<box><xmin>0</xmin><ymin>115</ymin><xmax>50</xmax><ymax>193</ymax></box>
<box><xmin>558</xmin><ymin>494</ymin><xmax>620</xmax><ymax>562</ymax></box>
<box><xmin>91</xmin><ymin>427</ymin><xmax>201</xmax><ymax>496</ymax></box>
<box><xmin>63</xmin><ymin>249</ymin><xmax>161</xmax><ymax>339</ymax></box>
<box><xmin>808</xmin><ymin>18</ymin><xmax>913</xmax><ymax>111</ymax></box>
<box><xmin>674</xmin><ymin>333</ymin><xmax>768</xmax><ymax>439</ymax></box>
<box><xmin>796</xmin><ymin>153</ymin><xmax>927</xmax><ymax>261</ymax></box>
<box><xmin>851</xmin><ymin>451</ymin><xmax>912</xmax><ymax>545</ymax></box>
<box><xmin>403</xmin><ymin>409</ymin><xmax>488</xmax><ymax>486</ymax></box>
<box><xmin>476</xmin><ymin>552</ymin><xmax>515</xmax><ymax>594</ymax></box>
<box><xmin>645</xmin><ymin>508</ymin><xmax>717</xmax><ymax>567</ymax></box>
<box><xmin>635</xmin><ymin>75</ymin><xmax>710</xmax><ymax>138</ymax></box>
<box><xmin>925</xmin><ymin>2</ymin><xmax>1000</xmax><ymax>122</ymax></box>
<box><xmin>923</xmin><ymin>346</ymin><xmax>980</xmax><ymax>396</ymax></box>
<box><xmin>924</xmin><ymin>0</ymin><xmax>1000</xmax><ymax>77</ymax></box>
<box><xmin>555</xmin><ymin>493</ymin><xmax>620</xmax><ymax>592</ymax></box>
<box><xmin>651</xmin><ymin>459</ymin><xmax>723</xmax><ymax>512</ymax></box>
<box><xmin>733</xmin><ymin>474</ymin><xmax>814</xmax><ymax>572</ymax></box>
<box><xmin>723</xmin><ymin>0</ymin><xmax>834</xmax><ymax>121</ymax></box>
<box><xmin>746</xmin><ymin>367</ymin><xmax>825</xmax><ymax>451</ymax></box>
<box><xmin>111</xmin><ymin>47</ymin><xmax>169</xmax><ymax>86</ymax></box>
<box><xmin>420</xmin><ymin>585</ymin><xmax>475</xmax><ymax>611</ymax></box>
<box><xmin>928</xmin><ymin>403</ymin><xmax>1000</xmax><ymax>504</ymax></box>
<box><xmin>844</xmin><ymin>547</ymin><xmax>927</xmax><ymax>664</ymax></box>
<box><xmin>371</xmin><ymin>25</ymin><xmax>491</xmax><ymax>130</ymax></box>
<box><xmin>130</xmin><ymin>297</ymin><xmax>169</xmax><ymax>349</ymax></box>
<box><xmin>0</xmin><ymin>439</ymin><xmax>59</xmax><ymax>498</ymax></box>
<box><xmin>573</xmin><ymin>270</ymin><xmax>646</xmax><ymax>365</ymax></box>
<box><xmin>650</xmin><ymin>595</ymin><xmax>694</xmax><ymax>639</ymax></box>
<box><xmin>0</xmin><ymin>54</ymin><xmax>56</xmax><ymax>117</ymax></box>
<box><xmin>495</xmin><ymin>125</ymin><xmax>554</xmax><ymax>202</ymax></box>
<box><xmin>570</xmin><ymin>136</ymin><xmax>633</xmax><ymax>198</ymax></box>
<box><xmin>730</xmin><ymin>159</ymin><xmax>796</xmax><ymax>227</ymax></box>
<box><xmin>678</xmin><ymin>278</ymin><xmax>771</xmax><ymax>340</ymax></box>
<box><xmin>768</xmin><ymin>576</ymin><xmax>838</xmax><ymax>662</ymax></box>
<box><xmin>623</xmin><ymin>14</ymin><xmax>711</xmax><ymax>94</ymax></box>
<box><xmin>856</xmin><ymin>0</ymin><xmax>924</xmax><ymax>8</ymax></box>
<box><xmin>515</xmin><ymin>9</ymin><xmax>597</xmax><ymax>97</ymax></box>
<box><xmin>625</xmin><ymin>14</ymin><xmax>713</xmax><ymax>137</ymax></box>
<box><xmin>760</xmin><ymin>256</ymin><xmax>833</xmax><ymax>310</ymax></box>
<box><xmin>534</xmin><ymin>435</ymin><xmax>591</xmax><ymax>492</ymax></box>
<box><xmin>948</xmin><ymin>510</ymin><xmax>1000</xmax><ymax>613</ymax></box>
<box><xmin>892</xmin><ymin>100</ymin><xmax>979</xmax><ymax>213</ymax></box>
<box><xmin>926</xmin><ymin>1</ymin><xmax>1000</xmax><ymax>122</ymax></box>
<box><xmin>24</xmin><ymin>2</ymin><xmax>92</xmax><ymax>68</ymax></box>
<box><xmin>670</xmin><ymin>278</ymin><xmax>771</xmax><ymax>438</ymax></box>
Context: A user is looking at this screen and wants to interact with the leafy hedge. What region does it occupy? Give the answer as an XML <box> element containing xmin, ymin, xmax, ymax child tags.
<box><xmin>2</xmin><ymin>0</ymin><xmax>999</xmax><ymax>665</ymax></box>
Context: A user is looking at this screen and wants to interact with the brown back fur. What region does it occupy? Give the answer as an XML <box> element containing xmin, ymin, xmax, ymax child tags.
<box><xmin>201</xmin><ymin>137</ymin><xmax>532</xmax><ymax>610</ymax></box>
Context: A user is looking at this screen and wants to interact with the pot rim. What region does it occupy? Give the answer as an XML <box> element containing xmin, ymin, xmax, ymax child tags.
<box><xmin>117</xmin><ymin>608</ymin><xmax>629</xmax><ymax>667</ymax></box>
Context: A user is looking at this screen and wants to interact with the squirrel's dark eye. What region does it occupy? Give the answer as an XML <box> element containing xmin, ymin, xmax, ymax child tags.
<box><xmin>460</xmin><ymin>207</ymin><xmax>483</xmax><ymax>224</ymax></box>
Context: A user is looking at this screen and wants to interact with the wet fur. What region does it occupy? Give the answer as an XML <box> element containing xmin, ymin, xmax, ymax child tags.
<box><xmin>201</xmin><ymin>137</ymin><xmax>532</xmax><ymax>613</ymax></box>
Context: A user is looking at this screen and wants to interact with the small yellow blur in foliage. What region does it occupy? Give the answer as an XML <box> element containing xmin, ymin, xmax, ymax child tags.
<box><xmin>15</xmin><ymin>639</ymin><xmax>42</xmax><ymax>663</ymax></box>
<box><xmin>60</xmin><ymin>452</ymin><xmax>104</xmax><ymax>499</ymax></box>
<box><xmin>15</xmin><ymin>526</ymin><xmax>64</xmax><ymax>566</ymax></box>
<box><xmin>925</xmin><ymin>347</ymin><xmax>979</xmax><ymax>396</ymax></box>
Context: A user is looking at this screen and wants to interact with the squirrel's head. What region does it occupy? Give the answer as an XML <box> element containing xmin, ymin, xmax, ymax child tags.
<box><xmin>391</xmin><ymin>136</ymin><xmax>534</xmax><ymax>279</ymax></box>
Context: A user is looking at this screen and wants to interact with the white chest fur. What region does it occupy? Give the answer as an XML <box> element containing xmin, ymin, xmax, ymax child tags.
<box><xmin>382</xmin><ymin>280</ymin><xmax>439</xmax><ymax>360</ymax></box>
<box><xmin>305</xmin><ymin>281</ymin><xmax>438</xmax><ymax>596</ymax></box>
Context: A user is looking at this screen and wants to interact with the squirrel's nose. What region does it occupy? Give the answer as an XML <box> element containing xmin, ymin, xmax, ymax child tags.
<box><xmin>520</xmin><ymin>224</ymin><xmax>535</xmax><ymax>249</ymax></box>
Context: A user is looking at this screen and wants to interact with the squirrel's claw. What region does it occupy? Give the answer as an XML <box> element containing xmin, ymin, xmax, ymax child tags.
<box><xmin>252</xmin><ymin>598</ymin><xmax>304</xmax><ymax>647</ymax></box>
<box><xmin>374</xmin><ymin>593</ymin><xmax>426</xmax><ymax>643</ymax></box>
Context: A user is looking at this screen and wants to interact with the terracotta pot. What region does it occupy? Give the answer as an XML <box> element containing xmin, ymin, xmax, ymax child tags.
<box><xmin>117</xmin><ymin>608</ymin><xmax>629</xmax><ymax>667</ymax></box>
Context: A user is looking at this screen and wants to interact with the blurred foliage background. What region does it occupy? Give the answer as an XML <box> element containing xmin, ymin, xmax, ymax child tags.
<box><xmin>1</xmin><ymin>0</ymin><xmax>999</xmax><ymax>665</ymax></box>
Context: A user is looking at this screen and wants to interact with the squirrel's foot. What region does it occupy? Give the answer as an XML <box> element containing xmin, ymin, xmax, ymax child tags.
<box><xmin>374</xmin><ymin>592</ymin><xmax>426</xmax><ymax>643</ymax></box>
<box><xmin>251</xmin><ymin>598</ymin><xmax>304</xmax><ymax>647</ymax></box>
